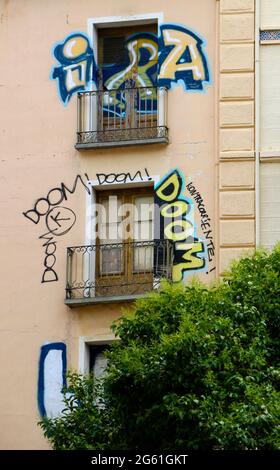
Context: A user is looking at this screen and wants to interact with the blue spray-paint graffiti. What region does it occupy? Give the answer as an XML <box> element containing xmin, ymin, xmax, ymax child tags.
<box><xmin>51</xmin><ymin>24</ymin><xmax>210</xmax><ymax>104</ymax></box>
<box><xmin>155</xmin><ymin>169</ymin><xmax>207</xmax><ymax>281</ymax></box>
<box><xmin>102</xmin><ymin>32</ymin><xmax>158</xmax><ymax>90</ymax></box>
<box><xmin>101</xmin><ymin>32</ymin><xmax>158</xmax><ymax>117</ymax></box>
<box><xmin>38</xmin><ymin>342</ymin><xmax>67</xmax><ymax>418</ymax></box>
<box><xmin>51</xmin><ymin>33</ymin><xmax>97</xmax><ymax>105</ymax></box>
<box><xmin>158</xmin><ymin>24</ymin><xmax>210</xmax><ymax>92</ymax></box>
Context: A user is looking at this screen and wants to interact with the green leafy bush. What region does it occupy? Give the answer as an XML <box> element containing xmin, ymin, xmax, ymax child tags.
<box><xmin>39</xmin><ymin>246</ymin><xmax>280</xmax><ymax>450</ymax></box>
<box><xmin>40</xmin><ymin>373</ymin><xmax>111</xmax><ymax>450</ymax></box>
<box><xmin>224</xmin><ymin>245</ymin><xmax>280</xmax><ymax>365</ymax></box>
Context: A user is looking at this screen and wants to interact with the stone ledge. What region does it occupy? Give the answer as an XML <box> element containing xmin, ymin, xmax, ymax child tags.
<box><xmin>220</xmin><ymin>44</ymin><xmax>254</xmax><ymax>72</ymax></box>
<box><xmin>220</xmin><ymin>219</ymin><xmax>255</xmax><ymax>246</ymax></box>
<box><xmin>220</xmin><ymin>160</ymin><xmax>255</xmax><ymax>189</ymax></box>
<box><xmin>220</xmin><ymin>0</ymin><xmax>254</xmax><ymax>13</ymax></box>
<box><xmin>221</xmin><ymin>13</ymin><xmax>255</xmax><ymax>43</ymax></box>
<box><xmin>75</xmin><ymin>137</ymin><xmax>169</xmax><ymax>150</ymax></box>
<box><xmin>65</xmin><ymin>294</ymin><xmax>145</xmax><ymax>308</ymax></box>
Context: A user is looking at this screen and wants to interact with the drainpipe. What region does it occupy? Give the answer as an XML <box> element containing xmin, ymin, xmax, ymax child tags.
<box><xmin>255</xmin><ymin>0</ymin><xmax>260</xmax><ymax>247</ymax></box>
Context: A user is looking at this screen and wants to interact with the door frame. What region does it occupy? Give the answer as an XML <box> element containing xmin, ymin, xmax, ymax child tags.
<box><xmin>84</xmin><ymin>174</ymin><xmax>160</xmax><ymax>296</ymax></box>
<box><xmin>87</xmin><ymin>12</ymin><xmax>164</xmax><ymax>62</ymax></box>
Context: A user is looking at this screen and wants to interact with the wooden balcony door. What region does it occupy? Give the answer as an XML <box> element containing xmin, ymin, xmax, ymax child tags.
<box><xmin>95</xmin><ymin>187</ymin><xmax>154</xmax><ymax>297</ymax></box>
<box><xmin>97</xmin><ymin>24</ymin><xmax>158</xmax><ymax>133</ymax></box>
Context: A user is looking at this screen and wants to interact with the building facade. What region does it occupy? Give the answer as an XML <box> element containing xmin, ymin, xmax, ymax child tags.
<box><xmin>1</xmin><ymin>0</ymin><xmax>277</xmax><ymax>450</ymax></box>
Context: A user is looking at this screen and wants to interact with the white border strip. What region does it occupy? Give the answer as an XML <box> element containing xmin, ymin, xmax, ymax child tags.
<box><xmin>87</xmin><ymin>12</ymin><xmax>164</xmax><ymax>55</ymax></box>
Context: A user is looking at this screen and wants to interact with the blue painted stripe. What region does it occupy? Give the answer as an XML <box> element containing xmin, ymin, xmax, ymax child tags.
<box><xmin>37</xmin><ymin>342</ymin><xmax>67</xmax><ymax>418</ymax></box>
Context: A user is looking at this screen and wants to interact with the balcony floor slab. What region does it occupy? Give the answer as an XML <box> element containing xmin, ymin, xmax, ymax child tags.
<box><xmin>65</xmin><ymin>293</ymin><xmax>146</xmax><ymax>308</ymax></box>
<box><xmin>75</xmin><ymin>137</ymin><xmax>168</xmax><ymax>150</ymax></box>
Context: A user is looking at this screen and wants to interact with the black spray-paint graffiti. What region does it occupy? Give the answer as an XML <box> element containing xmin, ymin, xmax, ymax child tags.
<box><xmin>186</xmin><ymin>181</ymin><xmax>216</xmax><ymax>274</ymax></box>
<box><xmin>23</xmin><ymin>175</ymin><xmax>90</xmax><ymax>283</ymax></box>
<box><xmin>23</xmin><ymin>170</ymin><xmax>213</xmax><ymax>284</ymax></box>
<box><xmin>96</xmin><ymin>168</ymin><xmax>152</xmax><ymax>185</ymax></box>
<box><xmin>23</xmin><ymin>175</ymin><xmax>90</xmax><ymax>225</ymax></box>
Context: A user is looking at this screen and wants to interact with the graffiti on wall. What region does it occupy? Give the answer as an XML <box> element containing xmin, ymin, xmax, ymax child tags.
<box><xmin>51</xmin><ymin>24</ymin><xmax>210</xmax><ymax>104</ymax></box>
<box><xmin>96</xmin><ymin>168</ymin><xmax>152</xmax><ymax>185</ymax></box>
<box><xmin>38</xmin><ymin>342</ymin><xmax>67</xmax><ymax>418</ymax></box>
<box><xmin>23</xmin><ymin>169</ymin><xmax>213</xmax><ymax>284</ymax></box>
<box><xmin>100</xmin><ymin>32</ymin><xmax>158</xmax><ymax>117</ymax></box>
<box><xmin>23</xmin><ymin>174</ymin><xmax>90</xmax><ymax>283</ymax></box>
<box><xmin>155</xmin><ymin>169</ymin><xmax>207</xmax><ymax>282</ymax></box>
<box><xmin>186</xmin><ymin>181</ymin><xmax>215</xmax><ymax>274</ymax></box>
<box><xmin>103</xmin><ymin>33</ymin><xmax>158</xmax><ymax>91</ymax></box>
<box><xmin>51</xmin><ymin>33</ymin><xmax>97</xmax><ymax>104</ymax></box>
<box><xmin>158</xmin><ymin>24</ymin><xmax>210</xmax><ymax>92</ymax></box>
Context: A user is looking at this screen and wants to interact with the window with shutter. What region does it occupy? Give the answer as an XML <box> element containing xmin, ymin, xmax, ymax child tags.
<box><xmin>95</xmin><ymin>187</ymin><xmax>154</xmax><ymax>297</ymax></box>
<box><xmin>75</xmin><ymin>19</ymin><xmax>168</xmax><ymax>148</ymax></box>
<box><xmin>98</xmin><ymin>24</ymin><xmax>158</xmax><ymax>87</ymax></box>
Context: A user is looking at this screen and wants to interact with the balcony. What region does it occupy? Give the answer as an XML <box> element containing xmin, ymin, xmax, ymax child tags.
<box><xmin>65</xmin><ymin>240</ymin><xmax>173</xmax><ymax>307</ymax></box>
<box><xmin>75</xmin><ymin>86</ymin><xmax>168</xmax><ymax>149</ymax></box>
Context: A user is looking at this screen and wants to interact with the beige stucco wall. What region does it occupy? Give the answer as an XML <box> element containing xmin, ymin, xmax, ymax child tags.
<box><xmin>0</xmin><ymin>0</ymin><xmax>255</xmax><ymax>449</ymax></box>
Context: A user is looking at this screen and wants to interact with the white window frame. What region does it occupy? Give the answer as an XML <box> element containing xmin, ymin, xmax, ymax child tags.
<box><xmin>87</xmin><ymin>12</ymin><xmax>164</xmax><ymax>57</ymax></box>
<box><xmin>84</xmin><ymin>175</ymin><xmax>160</xmax><ymax>296</ymax></box>
<box><xmin>260</xmin><ymin>29</ymin><xmax>280</xmax><ymax>159</ymax></box>
<box><xmin>78</xmin><ymin>334</ymin><xmax>116</xmax><ymax>374</ymax></box>
<box><xmin>85</xmin><ymin>13</ymin><xmax>165</xmax><ymax>131</ymax></box>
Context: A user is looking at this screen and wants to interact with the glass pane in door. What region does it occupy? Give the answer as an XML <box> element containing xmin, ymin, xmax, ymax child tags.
<box><xmin>133</xmin><ymin>195</ymin><xmax>154</xmax><ymax>272</ymax></box>
<box><xmin>98</xmin><ymin>196</ymin><xmax>123</xmax><ymax>275</ymax></box>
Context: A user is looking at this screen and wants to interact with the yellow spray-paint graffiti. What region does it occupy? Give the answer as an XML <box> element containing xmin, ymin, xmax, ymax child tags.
<box><xmin>155</xmin><ymin>169</ymin><xmax>206</xmax><ymax>282</ymax></box>
<box><xmin>158</xmin><ymin>24</ymin><xmax>210</xmax><ymax>91</ymax></box>
<box><xmin>102</xmin><ymin>34</ymin><xmax>158</xmax><ymax>113</ymax></box>
<box><xmin>104</xmin><ymin>35</ymin><xmax>158</xmax><ymax>91</ymax></box>
<box><xmin>172</xmin><ymin>241</ymin><xmax>206</xmax><ymax>282</ymax></box>
<box><xmin>159</xmin><ymin>27</ymin><xmax>206</xmax><ymax>82</ymax></box>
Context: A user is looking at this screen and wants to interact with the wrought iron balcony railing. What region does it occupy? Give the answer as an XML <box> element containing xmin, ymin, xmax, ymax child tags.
<box><xmin>65</xmin><ymin>240</ymin><xmax>173</xmax><ymax>306</ymax></box>
<box><xmin>75</xmin><ymin>86</ymin><xmax>168</xmax><ymax>149</ymax></box>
